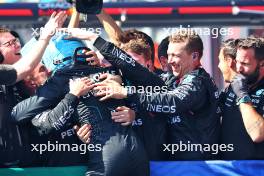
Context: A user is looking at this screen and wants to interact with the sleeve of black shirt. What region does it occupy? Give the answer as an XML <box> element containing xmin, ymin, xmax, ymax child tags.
<box><xmin>128</xmin><ymin>74</ymin><xmax>207</xmax><ymax>114</ymax></box>
<box><xmin>31</xmin><ymin>93</ymin><xmax>79</xmax><ymax>135</ymax></box>
<box><xmin>0</xmin><ymin>64</ymin><xmax>17</xmax><ymax>85</ymax></box>
<box><xmin>11</xmin><ymin>77</ymin><xmax>64</xmax><ymax>124</ymax></box>
<box><xmin>93</xmin><ymin>37</ymin><xmax>165</xmax><ymax>87</ymax></box>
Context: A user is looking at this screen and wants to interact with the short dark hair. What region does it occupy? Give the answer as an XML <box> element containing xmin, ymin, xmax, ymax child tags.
<box><xmin>169</xmin><ymin>30</ymin><xmax>203</xmax><ymax>59</ymax></box>
<box><xmin>158</xmin><ymin>36</ymin><xmax>169</xmax><ymax>60</ymax></box>
<box><xmin>121</xmin><ymin>29</ymin><xmax>154</xmax><ymax>63</ymax></box>
<box><xmin>221</xmin><ymin>38</ymin><xmax>237</xmax><ymax>60</ymax></box>
<box><xmin>236</xmin><ymin>37</ymin><xmax>264</xmax><ymax>62</ymax></box>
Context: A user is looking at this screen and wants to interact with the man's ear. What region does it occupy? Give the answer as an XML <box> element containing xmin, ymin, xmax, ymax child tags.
<box><xmin>191</xmin><ymin>52</ymin><xmax>199</xmax><ymax>60</ymax></box>
<box><xmin>226</xmin><ymin>57</ymin><xmax>236</xmax><ymax>69</ymax></box>
<box><xmin>260</xmin><ymin>60</ymin><xmax>264</xmax><ymax>67</ymax></box>
<box><xmin>159</xmin><ymin>56</ymin><xmax>167</xmax><ymax>66</ymax></box>
<box><xmin>259</xmin><ymin>60</ymin><xmax>264</xmax><ymax>74</ymax></box>
<box><xmin>146</xmin><ymin>59</ymin><xmax>154</xmax><ymax>71</ymax></box>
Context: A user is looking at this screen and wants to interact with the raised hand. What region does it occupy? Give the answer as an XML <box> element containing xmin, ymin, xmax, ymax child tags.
<box><xmin>99</xmin><ymin>73</ymin><xmax>123</xmax><ymax>84</ymax></box>
<box><xmin>231</xmin><ymin>74</ymin><xmax>250</xmax><ymax>102</ymax></box>
<box><xmin>40</xmin><ymin>11</ymin><xmax>68</xmax><ymax>40</ymax></box>
<box><xmin>74</xmin><ymin>124</ymin><xmax>92</xmax><ymax>144</ymax></box>
<box><xmin>69</xmin><ymin>77</ymin><xmax>95</xmax><ymax>98</ymax></box>
<box><xmin>93</xmin><ymin>79</ymin><xmax>127</xmax><ymax>101</ymax></box>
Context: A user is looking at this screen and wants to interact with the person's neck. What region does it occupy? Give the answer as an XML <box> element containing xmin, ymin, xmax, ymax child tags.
<box><xmin>230</xmin><ymin>70</ymin><xmax>237</xmax><ymax>82</ymax></box>
<box><xmin>193</xmin><ymin>61</ymin><xmax>202</xmax><ymax>71</ymax></box>
<box><xmin>193</xmin><ymin>65</ymin><xmax>202</xmax><ymax>71</ymax></box>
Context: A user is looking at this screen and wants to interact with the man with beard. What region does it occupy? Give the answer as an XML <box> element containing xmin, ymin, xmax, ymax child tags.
<box><xmin>221</xmin><ymin>37</ymin><xmax>264</xmax><ymax>159</ymax></box>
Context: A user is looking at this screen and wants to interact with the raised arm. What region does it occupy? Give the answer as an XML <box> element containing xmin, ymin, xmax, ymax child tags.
<box><xmin>13</xmin><ymin>11</ymin><xmax>67</xmax><ymax>83</ymax></box>
<box><xmin>93</xmin><ymin>72</ymin><xmax>209</xmax><ymax>114</ymax></box>
<box><xmin>12</xmin><ymin>77</ymin><xmax>94</xmax><ymax>135</ymax></box>
<box><xmin>96</xmin><ymin>9</ymin><xmax>124</xmax><ymax>45</ymax></box>
<box><xmin>32</xmin><ymin>77</ymin><xmax>93</xmax><ymax>135</ymax></box>
<box><xmin>93</xmin><ymin>37</ymin><xmax>165</xmax><ymax>87</ymax></box>
<box><xmin>231</xmin><ymin>74</ymin><xmax>264</xmax><ymax>142</ymax></box>
<box><xmin>68</xmin><ymin>7</ymin><xmax>80</xmax><ymax>28</ymax></box>
<box><xmin>62</xmin><ymin>29</ymin><xmax>165</xmax><ymax>87</ymax></box>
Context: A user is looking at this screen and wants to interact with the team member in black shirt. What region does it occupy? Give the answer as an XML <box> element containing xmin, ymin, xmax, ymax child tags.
<box><xmin>12</xmin><ymin>36</ymin><xmax>149</xmax><ymax>175</ymax></box>
<box><xmin>71</xmin><ymin>29</ymin><xmax>221</xmax><ymax>160</ymax></box>
<box><xmin>221</xmin><ymin>37</ymin><xmax>264</xmax><ymax>159</ymax></box>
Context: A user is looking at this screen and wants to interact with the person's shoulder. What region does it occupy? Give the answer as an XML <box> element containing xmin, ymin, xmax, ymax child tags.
<box><xmin>185</xmin><ymin>68</ymin><xmax>219</xmax><ymax>92</ymax></box>
<box><xmin>249</xmin><ymin>79</ymin><xmax>264</xmax><ymax>99</ymax></box>
<box><xmin>254</xmin><ymin>87</ymin><xmax>264</xmax><ymax>99</ymax></box>
<box><xmin>182</xmin><ymin>68</ymin><xmax>207</xmax><ymax>83</ymax></box>
<box><xmin>255</xmin><ymin>79</ymin><xmax>264</xmax><ymax>95</ymax></box>
<box><xmin>0</xmin><ymin>64</ymin><xmax>17</xmax><ymax>85</ymax></box>
<box><xmin>190</xmin><ymin>67</ymin><xmax>211</xmax><ymax>78</ymax></box>
<box><xmin>0</xmin><ymin>64</ymin><xmax>16</xmax><ymax>72</ymax></box>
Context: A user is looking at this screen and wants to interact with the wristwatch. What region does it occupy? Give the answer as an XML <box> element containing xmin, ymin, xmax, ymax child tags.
<box><xmin>237</xmin><ymin>95</ymin><xmax>252</xmax><ymax>105</ymax></box>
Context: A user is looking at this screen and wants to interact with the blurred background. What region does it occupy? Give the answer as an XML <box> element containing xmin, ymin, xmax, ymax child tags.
<box><xmin>0</xmin><ymin>0</ymin><xmax>263</xmax><ymax>88</ymax></box>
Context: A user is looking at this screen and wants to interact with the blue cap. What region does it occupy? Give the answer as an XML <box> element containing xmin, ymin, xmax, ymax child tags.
<box><xmin>21</xmin><ymin>34</ymin><xmax>86</xmax><ymax>72</ymax></box>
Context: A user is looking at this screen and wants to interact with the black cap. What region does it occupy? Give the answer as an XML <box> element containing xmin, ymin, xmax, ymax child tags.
<box><xmin>75</xmin><ymin>0</ymin><xmax>103</xmax><ymax>14</ymax></box>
